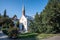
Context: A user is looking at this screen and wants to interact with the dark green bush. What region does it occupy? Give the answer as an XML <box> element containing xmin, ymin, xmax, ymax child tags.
<box><xmin>2</xmin><ymin>24</ymin><xmax>8</xmax><ymax>35</ymax></box>
<box><xmin>8</xmin><ymin>27</ymin><xmax>19</xmax><ymax>38</ymax></box>
<box><xmin>2</xmin><ymin>29</ymin><xmax>8</xmax><ymax>35</ymax></box>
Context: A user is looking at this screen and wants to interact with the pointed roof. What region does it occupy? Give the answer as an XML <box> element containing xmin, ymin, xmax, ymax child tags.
<box><xmin>22</xmin><ymin>2</ymin><xmax>25</xmax><ymax>16</ymax></box>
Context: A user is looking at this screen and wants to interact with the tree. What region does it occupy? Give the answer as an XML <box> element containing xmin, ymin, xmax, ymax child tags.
<box><xmin>30</xmin><ymin>0</ymin><xmax>60</xmax><ymax>33</ymax></box>
<box><xmin>30</xmin><ymin>12</ymin><xmax>43</xmax><ymax>33</ymax></box>
<box><xmin>0</xmin><ymin>13</ymin><xmax>1</xmax><ymax>18</ymax></box>
<box><xmin>41</xmin><ymin>0</ymin><xmax>60</xmax><ymax>33</ymax></box>
<box><xmin>16</xmin><ymin>21</ymin><xmax>19</xmax><ymax>28</ymax></box>
<box><xmin>3</xmin><ymin>9</ymin><xmax>9</xmax><ymax>17</ymax></box>
<box><xmin>3</xmin><ymin>9</ymin><xmax>6</xmax><ymax>17</ymax></box>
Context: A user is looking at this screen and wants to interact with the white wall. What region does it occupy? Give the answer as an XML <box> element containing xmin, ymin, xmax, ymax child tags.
<box><xmin>19</xmin><ymin>15</ymin><xmax>28</xmax><ymax>33</ymax></box>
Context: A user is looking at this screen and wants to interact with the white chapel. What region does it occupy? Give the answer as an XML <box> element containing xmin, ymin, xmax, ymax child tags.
<box><xmin>19</xmin><ymin>6</ymin><xmax>33</xmax><ymax>33</ymax></box>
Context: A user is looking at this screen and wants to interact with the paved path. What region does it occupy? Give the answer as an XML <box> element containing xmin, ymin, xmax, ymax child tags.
<box><xmin>0</xmin><ymin>31</ymin><xmax>8</xmax><ymax>38</ymax></box>
<box><xmin>0</xmin><ymin>31</ymin><xmax>11</xmax><ymax>40</ymax></box>
<box><xmin>42</xmin><ymin>36</ymin><xmax>60</xmax><ymax>40</ymax></box>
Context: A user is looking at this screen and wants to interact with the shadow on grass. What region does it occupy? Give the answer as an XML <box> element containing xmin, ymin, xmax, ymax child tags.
<box><xmin>16</xmin><ymin>33</ymin><xmax>40</xmax><ymax>40</ymax></box>
<box><xmin>18</xmin><ymin>37</ymin><xmax>38</xmax><ymax>40</ymax></box>
<box><xmin>0</xmin><ymin>36</ymin><xmax>40</xmax><ymax>40</ymax></box>
<box><xmin>0</xmin><ymin>33</ymin><xmax>41</xmax><ymax>40</ymax></box>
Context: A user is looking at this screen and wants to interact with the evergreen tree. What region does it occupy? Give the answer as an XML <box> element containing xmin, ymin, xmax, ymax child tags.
<box><xmin>0</xmin><ymin>13</ymin><xmax>1</xmax><ymax>18</ymax></box>
<box><xmin>30</xmin><ymin>12</ymin><xmax>43</xmax><ymax>33</ymax></box>
<box><xmin>3</xmin><ymin>9</ymin><xmax>7</xmax><ymax>17</ymax></box>
<box><xmin>41</xmin><ymin>0</ymin><xmax>60</xmax><ymax>33</ymax></box>
<box><xmin>30</xmin><ymin>0</ymin><xmax>60</xmax><ymax>33</ymax></box>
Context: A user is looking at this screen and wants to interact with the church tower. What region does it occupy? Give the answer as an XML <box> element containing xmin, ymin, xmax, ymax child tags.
<box><xmin>19</xmin><ymin>0</ymin><xmax>29</xmax><ymax>33</ymax></box>
<box><xmin>22</xmin><ymin>5</ymin><xmax>25</xmax><ymax>16</ymax></box>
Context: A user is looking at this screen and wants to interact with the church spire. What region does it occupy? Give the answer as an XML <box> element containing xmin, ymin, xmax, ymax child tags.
<box><xmin>22</xmin><ymin>6</ymin><xmax>25</xmax><ymax>15</ymax></box>
<box><xmin>22</xmin><ymin>0</ymin><xmax>25</xmax><ymax>16</ymax></box>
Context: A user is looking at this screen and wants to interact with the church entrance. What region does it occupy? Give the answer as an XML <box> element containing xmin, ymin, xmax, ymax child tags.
<box><xmin>20</xmin><ymin>23</ymin><xmax>24</xmax><ymax>31</ymax></box>
<box><xmin>19</xmin><ymin>23</ymin><xmax>28</xmax><ymax>33</ymax></box>
<box><xmin>22</xmin><ymin>24</ymin><xmax>24</xmax><ymax>30</ymax></box>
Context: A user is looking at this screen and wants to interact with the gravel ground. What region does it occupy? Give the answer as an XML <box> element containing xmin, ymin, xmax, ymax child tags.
<box><xmin>42</xmin><ymin>36</ymin><xmax>60</xmax><ymax>40</ymax></box>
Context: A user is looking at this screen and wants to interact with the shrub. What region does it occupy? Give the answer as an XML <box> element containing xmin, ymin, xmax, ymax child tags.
<box><xmin>2</xmin><ymin>29</ymin><xmax>8</xmax><ymax>35</ymax></box>
<box><xmin>2</xmin><ymin>24</ymin><xmax>8</xmax><ymax>35</ymax></box>
<box><xmin>8</xmin><ymin>27</ymin><xmax>19</xmax><ymax>38</ymax></box>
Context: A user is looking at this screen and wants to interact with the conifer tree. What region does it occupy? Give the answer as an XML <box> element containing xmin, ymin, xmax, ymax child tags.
<box><xmin>3</xmin><ymin>9</ymin><xmax>7</xmax><ymax>17</ymax></box>
<box><xmin>30</xmin><ymin>0</ymin><xmax>60</xmax><ymax>33</ymax></box>
<box><xmin>0</xmin><ymin>13</ymin><xmax>1</xmax><ymax>18</ymax></box>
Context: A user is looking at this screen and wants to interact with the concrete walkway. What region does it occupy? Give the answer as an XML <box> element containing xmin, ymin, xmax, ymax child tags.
<box><xmin>0</xmin><ymin>31</ymin><xmax>8</xmax><ymax>38</ymax></box>
<box><xmin>0</xmin><ymin>31</ymin><xmax>17</xmax><ymax>40</ymax></box>
<box><xmin>42</xmin><ymin>36</ymin><xmax>60</xmax><ymax>40</ymax></box>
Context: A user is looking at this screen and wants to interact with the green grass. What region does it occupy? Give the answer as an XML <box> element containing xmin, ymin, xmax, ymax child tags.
<box><xmin>18</xmin><ymin>33</ymin><xmax>38</xmax><ymax>38</ymax></box>
<box><xmin>17</xmin><ymin>33</ymin><xmax>39</xmax><ymax>40</ymax></box>
<box><xmin>18</xmin><ymin>33</ymin><xmax>60</xmax><ymax>39</ymax></box>
<box><xmin>18</xmin><ymin>33</ymin><xmax>60</xmax><ymax>40</ymax></box>
<box><xmin>36</xmin><ymin>34</ymin><xmax>60</xmax><ymax>39</ymax></box>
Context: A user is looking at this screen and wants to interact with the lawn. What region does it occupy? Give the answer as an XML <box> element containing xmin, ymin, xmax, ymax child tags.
<box><xmin>18</xmin><ymin>33</ymin><xmax>38</xmax><ymax>38</ymax></box>
<box><xmin>17</xmin><ymin>33</ymin><xmax>60</xmax><ymax>40</ymax></box>
<box><xmin>37</xmin><ymin>34</ymin><xmax>57</xmax><ymax>39</ymax></box>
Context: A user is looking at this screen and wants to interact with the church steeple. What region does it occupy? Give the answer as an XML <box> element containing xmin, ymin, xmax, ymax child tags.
<box><xmin>22</xmin><ymin>5</ymin><xmax>25</xmax><ymax>16</ymax></box>
<box><xmin>22</xmin><ymin>0</ymin><xmax>25</xmax><ymax>16</ymax></box>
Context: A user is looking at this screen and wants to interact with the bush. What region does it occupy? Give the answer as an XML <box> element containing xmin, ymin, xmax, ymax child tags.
<box><xmin>2</xmin><ymin>23</ymin><xmax>19</xmax><ymax>38</ymax></box>
<box><xmin>8</xmin><ymin>27</ymin><xmax>19</xmax><ymax>38</ymax></box>
<box><xmin>2</xmin><ymin>24</ymin><xmax>8</xmax><ymax>35</ymax></box>
<box><xmin>2</xmin><ymin>29</ymin><xmax>8</xmax><ymax>35</ymax></box>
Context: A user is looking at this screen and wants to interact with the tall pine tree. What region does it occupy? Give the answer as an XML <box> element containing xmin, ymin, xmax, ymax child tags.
<box><xmin>3</xmin><ymin>9</ymin><xmax>7</xmax><ymax>17</ymax></box>
<box><xmin>41</xmin><ymin>0</ymin><xmax>60</xmax><ymax>33</ymax></box>
<box><xmin>30</xmin><ymin>0</ymin><xmax>60</xmax><ymax>33</ymax></box>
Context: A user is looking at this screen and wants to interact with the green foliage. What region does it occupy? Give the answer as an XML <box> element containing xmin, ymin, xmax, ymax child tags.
<box><xmin>42</xmin><ymin>0</ymin><xmax>60</xmax><ymax>33</ymax></box>
<box><xmin>2</xmin><ymin>30</ymin><xmax>8</xmax><ymax>35</ymax></box>
<box><xmin>2</xmin><ymin>24</ymin><xmax>8</xmax><ymax>35</ymax></box>
<box><xmin>0</xmin><ymin>10</ymin><xmax>12</xmax><ymax>26</ymax></box>
<box><xmin>0</xmin><ymin>9</ymin><xmax>19</xmax><ymax>38</ymax></box>
<box><xmin>16</xmin><ymin>21</ymin><xmax>19</xmax><ymax>27</ymax></box>
<box><xmin>30</xmin><ymin>0</ymin><xmax>60</xmax><ymax>34</ymax></box>
<box><xmin>0</xmin><ymin>13</ymin><xmax>2</xmax><ymax>18</ymax></box>
<box><xmin>30</xmin><ymin>12</ymin><xmax>43</xmax><ymax>33</ymax></box>
<box><xmin>8</xmin><ymin>27</ymin><xmax>19</xmax><ymax>38</ymax></box>
<box><xmin>3</xmin><ymin>9</ymin><xmax>7</xmax><ymax>17</ymax></box>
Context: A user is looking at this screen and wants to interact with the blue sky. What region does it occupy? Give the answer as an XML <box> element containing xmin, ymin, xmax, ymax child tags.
<box><xmin>0</xmin><ymin>0</ymin><xmax>48</xmax><ymax>19</ymax></box>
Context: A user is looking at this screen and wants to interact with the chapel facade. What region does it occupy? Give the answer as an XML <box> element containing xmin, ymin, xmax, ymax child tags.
<box><xmin>19</xmin><ymin>6</ymin><xmax>29</xmax><ymax>33</ymax></box>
